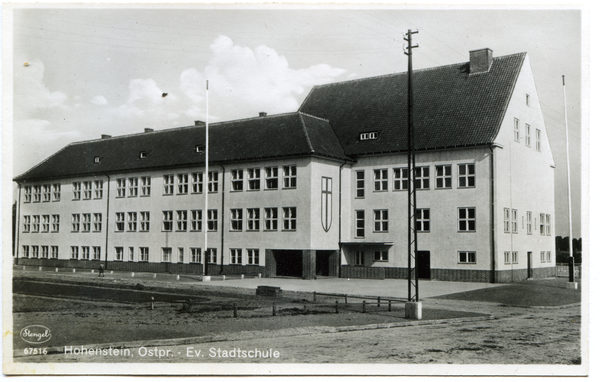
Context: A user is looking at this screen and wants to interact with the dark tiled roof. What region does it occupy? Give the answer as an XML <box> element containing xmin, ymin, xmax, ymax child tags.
<box><xmin>14</xmin><ymin>112</ymin><xmax>349</xmax><ymax>182</ymax></box>
<box><xmin>299</xmin><ymin>52</ymin><xmax>526</xmax><ymax>156</ymax></box>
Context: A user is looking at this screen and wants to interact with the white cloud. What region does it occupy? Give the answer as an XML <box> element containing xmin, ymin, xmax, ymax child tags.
<box><xmin>91</xmin><ymin>95</ymin><xmax>108</xmax><ymax>105</ymax></box>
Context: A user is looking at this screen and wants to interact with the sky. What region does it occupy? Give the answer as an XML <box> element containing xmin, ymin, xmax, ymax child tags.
<box><xmin>6</xmin><ymin>4</ymin><xmax>584</xmax><ymax>238</ymax></box>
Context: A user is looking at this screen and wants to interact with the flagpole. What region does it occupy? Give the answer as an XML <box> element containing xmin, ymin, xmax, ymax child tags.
<box><xmin>204</xmin><ymin>80</ymin><xmax>209</xmax><ymax>276</ymax></box>
<box><xmin>562</xmin><ymin>75</ymin><xmax>575</xmax><ymax>286</ymax></box>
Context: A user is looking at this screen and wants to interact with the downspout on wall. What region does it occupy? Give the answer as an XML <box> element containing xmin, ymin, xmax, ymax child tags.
<box><xmin>338</xmin><ymin>160</ymin><xmax>347</xmax><ymax>277</ymax></box>
<box><xmin>489</xmin><ymin>145</ymin><xmax>497</xmax><ymax>283</ymax></box>
<box><xmin>104</xmin><ymin>174</ymin><xmax>111</xmax><ymax>269</ymax></box>
<box><xmin>219</xmin><ymin>164</ymin><xmax>226</xmax><ymax>275</ymax></box>
<box><xmin>14</xmin><ymin>183</ymin><xmax>22</xmax><ymax>265</ymax></box>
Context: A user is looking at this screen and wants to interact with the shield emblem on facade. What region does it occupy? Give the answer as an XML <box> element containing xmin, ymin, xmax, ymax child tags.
<box><xmin>321</xmin><ymin>177</ymin><xmax>332</xmax><ymax>232</ymax></box>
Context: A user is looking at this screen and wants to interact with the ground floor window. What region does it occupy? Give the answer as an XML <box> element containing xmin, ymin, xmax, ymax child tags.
<box><xmin>458</xmin><ymin>251</ymin><xmax>476</xmax><ymax>264</ymax></box>
<box><xmin>139</xmin><ymin>247</ymin><xmax>149</xmax><ymax>262</ymax></box>
<box><xmin>540</xmin><ymin>251</ymin><xmax>546</xmax><ymax>263</ymax></box>
<box><xmin>247</xmin><ymin>249</ymin><xmax>259</xmax><ymax>265</ymax></box>
<box><xmin>41</xmin><ymin>246</ymin><xmax>49</xmax><ymax>259</ymax></box>
<box><xmin>230</xmin><ymin>248</ymin><xmax>242</xmax><ymax>264</ymax></box>
<box><xmin>82</xmin><ymin>246</ymin><xmax>90</xmax><ymax>260</ymax></box>
<box><xmin>191</xmin><ymin>248</ymin><xmax>202</xmax><ymax>263</ymax></box>
<box><xmin>504</xmin><ymin>251</ymin><xmax>510</xmax><ymax>264</ymax></box>
<box><xmin>207</xmin><ymin>248</ymin><xmax>217</xmax><ymax>263</ymax></box>
<box><xmin>129</xmin><ymin>247</ymin><xmax>135</xmax><ymax>261</ymax></box>
<box><xmin>114</xmin><ymin>247</ymin><xmax>123</xmax><ymax>261</ymax></box>
<box><xmin>355</xmin><ymin>250</ymin><xmax>365</xmax><ymax>265</ymax></box>
<box><xmin>373</xmin><ymin>250</ymin><xmax>388</xmax><ymax>262</ymax></box>
<box><xmin>22</xmin><ymin>245</ymin><xmax>29</xmax><ymax>258</ymax></box>
<box><xmin>178</xmin><ymin>247</ymin><xmax>185</xmax><ymax>263</ymax></box>
<box><xmin>71</xmin><ymin>246</ymin><xmax>79</xmax><ymax>260</ymax></box>
<box><xmin>512</xmin><ymin>251</ymin><xmax>518</xmax><ymax>264</ymax></box>
<box><xmin>93</xmin><ymin>246</ymin><xmax>101</xmax><ymax>260</ymax></box>
<box><xmin>546</xmin><ymin>251</ymin><xmax>551</xmax><ymax>262</ymax></box>
<box><xmin>162</xmin><ymin>247</ymin><xmax>172</xmax><ymax>262</ymax></box>
<box><xmin>51</xmin><ymin>246</ymin><xmax>59</xmax><ymax>259</ymax></box>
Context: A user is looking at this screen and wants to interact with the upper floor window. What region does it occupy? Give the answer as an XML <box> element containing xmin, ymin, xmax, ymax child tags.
<box><xmin>283</xmin><ymin>165</ymin><xmax>297</xmax><ymax>189</ymax></box>
<box><xmin>511</xmin><ymin>209</ymin><xmax>518</xmax><ymax>233</ymax></box>
<box><xmin>545</xmin><ymin>214</ymin><xmax>551</xmax><ymax>236</ymax></box>
<box><xmin>71</xmin><ymin>214</ymin><xmax>80</xmax><ymax>232</ymax></box>
<box><xmin>536</xmin><ymin>129</ymin><xmax>541</xmax><ymax>152</ymax></box>
<box><xmin>83</xmin><ymin>181</ymin><xmax>92</xmax><ymax>199</ymax></box>
<box><xmin>207</xmin><ymin>209</ymin><xmax>218</xmax><ymax>231</ymax></box>
<box><xmin>23</xmin><ymin>216</ymin><xmax>31</xmax><ymax>232</ymax></box>
<box><xmin>42</xmin><ymin>215</ymin><xmax>50</xmax><ymax>232</ymax></box>
<box><xmin>503</xmin><ymin>208</ymin><xmax>510</xmax><ymax>233</ymax></box>
<box><xmin>82</xmin><ymin>213</ymin><xmax>91</xmax><ymax>232</ymax></box>
<box><xmin>230</xmin><ymin>209</ymin><xmax>243</xmax><ymax>231</ymax></box>
<box><xmin>33</xmin><ymin>185</ymin><xmax>42</xmax><ymax>202</ymax></box>
<box><xmin>458</xmin><ymin>164</ymin><xmax>475</xmax><ymax>188</ymax></box>
<box><xmin>435</xmin><ymin>165</ymin><xmax>451</xmax><ymax>189</ymax></box>
<box><xmin>93</xmin><ymin>213</ymin><xmax>102</xmax><ymax>232</ymax></box>
<box><xmin>248</xmin><ymin>168</ymin><xmax>260</xmax><ymax>190</ymax></box>
<box><xmin>176</xmin><ymin>210</ymin><xmax>187</xmax><ymax>231</ymax></box>
<box><xmin>415</xmin><ymin>167</ymin><xmax>430</xmax><ymax>190</ymax></box>
<box><xmin>393</xmin><ymin>168</ymin><xmax>408</xmax><ymax>191</ymax></box>
<box><xmin>177</xmin><ymin>174</ymin><xmax>188</xmax><ymax>194</ymax></box>
<box><xmin>128</xmin><ymin>178</ymin><xmax>138</xmax><ymax>197</ymax></box>
<box><xmin>52</xmin><ymin>184</ymin><xmax>61</xmax><ymax>201</ymax></box>
<box><xmin>24</xmin><ymin>186</ymin><xmax>32</xmax><ymax>203</ymax></box>
<box><xmin>52</xmin><ymin>214</ymin><xmax>60</xmax><ymax>232</ymax></box>
<box><xmin>458</xmin><ymin>207</ymin><xmax>476</xmax><ymax>232</ymax></box>
<box><xmin>128</xmin><ymin>212</ymin><xmax>137</xmax><ymax>232</ymax></box>
<box><xmin>526</xmin><ymin>211</ymin><xmax>532</xmax><ymax>235</ymax></box>
<box><xmin>162</xmin><ymin>211</ymin><xmax>173</xmax><ymax>231</ymax></box>
<box><xmin>374</xmin><ymin>169</ymin><xmax>388</xmax><ymax>191</ymax></box>
<box><xmin>115</xmin><ymin>212</ymin><xmax>125</xmax><ymax>232</ymax></box>
<box><xmin>140</xmin><ymin>211</ymin><xmax>150</xmax><ymax>232</ymax></box>
<box><xmin>416</xmin><ymin>208</ymin><xmax>430</xmax><ymax>232</ymax></box>
<box><xmin>359</xmin><ymin>131</ymin><xmax>379</xmax><ymax>140</ymax></box>
<box><xmin>373</xmin><ymin>209</ymin><xmax>388</xmax><ymax>232</ymax></box>
<box><xmin>355</xmin><ymin>210</ymin><xmax>365</xmax><ymax>238</ymax></box>
<box><xmin>231</xmin><ymin>170</ymin><xmax>243</xmax><ymax>191</ymax></box>
<box><xmin>190</xmin><ymin>210</ymin><xmax>201</xmax><ymax>231</ymax></box>
<box><xmin>247</xmin><ymin>208</ymin><xmax>260</xmax><ymax>231</ymax></box>
<box><xmin>141</xmin><ymin>177</ymin><xmax>151</xmax><ymax>196</ymax></box>
<box><xmin>265</xmin><ymin>167</ymin><xmax>278</xmax><ymax>190</ymax></box>
<box><xmin>116</xmin><ymin>179</ymin><xmax>126</xmax><ymax>198</ymax></box>
<box><xmin>163</xmin><ymin>175</ymin><xmax>174</xmax><ymax>195</ymax></box>
<box><xmin>32</xmin><ymin>215</ymin><xmax>40</xmax><ymax>232</ymax></box>
<box><xmin>356</xmin><ymin>170</ymin><xmax>365</xmax><ymax>197</ymax></box>
<box><xmin>192</xmin><ymin>172</ymin><xmax>203</xmax><ymax>194</ymax></box>
<box><xmin>94</xmin><ymin>180</ymin><xmax>103</xmax><ymax>199</ymax></box>
<box><xmin>514</xmin><ymin>118</ymin><xmax>520</xmax><ymax>142</ymax></box>
<box><xmin>208</xmin><ymin>171</ymin><xmax>218</xmax><ymax>193</ymax></box>
<box><xmin>525</xmin><ymin>124</ymin><xmax>531</xmax><ymax>147</ymax></box>
<box><xmin>42</xmin><ymin>185</ymin><xmax>51</xmax><ymax>202</ymax></box>
<box><xmin>283</xmin><ymin>207</ymin><xmax>297</xmax><ymax>231</ymax></box>
<box><xmin>264</xmin><ymin>207</ymin><xmax>278</xmax><ymax>231</ymax></box>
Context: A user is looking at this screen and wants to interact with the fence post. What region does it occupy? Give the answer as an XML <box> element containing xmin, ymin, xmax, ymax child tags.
<box><xmin>303</xmin><ymin>305</ymin><xmax>307</xmax><ymax>314</ymax></box>
<box><xmin>345</xmin><ymin>294</ymin><xmax>348</xmax><ymax>305</ymax></box>
<box><xmin>188</xmin><ymin>299</ymin><xmax>193</xmax><ymax>312</ymax></box>
<box><xmin>377</xmin><ymin>297</ymin><xmax>381</xmax><ymax>307</ymax></box>
<box><xmin>388</xmin><ymin>300</ymin><xmax>392</xmax><ymax>312</ymax></box>
<box><xmin>233</xmin><ymin>303</ymin><xmax>238</xmax><ymax>318</ymax></box>
<box><xmin>272</xmin><ymin>302</ymin><xmax>276</xmax><ymax>316</ymax></box>
<box><xmin>313</xmin><ymin>291</ymin><xmax>317</xmax><ymax>302</ymax></box>
<box><xmin>151</xmin><ymin>296</ymin><xmax>154</xmax><ymax>310</ymax></box>
<box><xmin>362</xmin><ymin>300</ymin><xmax>366</xmax><ymax>313</ymax></box>
<box><xmin>335</xmin><ymin>300</ymin><xmax>339</xmax><ymax>314</ymax></box>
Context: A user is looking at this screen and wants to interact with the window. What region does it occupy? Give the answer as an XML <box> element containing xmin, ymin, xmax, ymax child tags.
<box><xmin>207</xmin><ymin>209</ymin><xmax>218</xmax><ymax>231</ymax></box>
<box><xmin>93</xmin><ymin>213</ymin><xmax>102</xmax><ymax>232</ymax></box>
<box><xmin>178</xmin><ymin>247</ymin><xmax>184</xmax><ymax>263</ymax></box>
<box><xmin>93</xmin><ymin>246</ymin><xmax>101</xmax><ymax>260</ymax></box>
<box><xmin>32</xmin><ymin>246</ymin><xmax>39</xmax><ymax>258</ymax></box>
<box><xmin>82</xmin><ymin>213</ymin><xmax>91</xmax><ymax>232</ymax></box>
<box><xmin>128</xmin><ymin>212</ymin><xmax>137</xmax><ymax>232</ymax></box>
<box><xmin>177</xmin><ymin>174</ymin><xmax>188</xmax><ymax>194</ymax></box>
<box><xmin>82</xmin><ymin>246</ymin><xmax>90</xmax><ymax>260</ymax></box>
<box><xmin>93</xmin><ymin>180</ymin><xmax>103</xmax><ymax>199</ymax></box>
<box><xmin>52</xmin><ymin>184</ymin><xmax>61</xmax><ymax>201</ymax></box>
<box><xmin>264</xmin><ymin>207</ymin><xmax>278</xmax><ymax>231</ymax></box>
<box><xmin>230</xmin><ymin>249</ymin><xmax>242</xmax><ymax>264</ymax></box>
<box><xmin>458</xmin><ymin>164</ymin><xmax>475</xmax><ymax>188</ymax></box>
<box><xmin>360</xmin><ymin>131</ymin><xmax>379</xmax><ymax>140</ymax></box>
<box><xmin>163</xmin><ymin>211</ymin><xmax>173</xmax><ymax>231</ymax></box>
<box><xmin>94</xmin><ymin>156</ymin><xmax>101</xmax><ymax>163</ymax></box>
<box><xmin>540</xmin><ymin>251</ymin><xmax>546</xmax><ymax>263</ymax></box>
<box><xmin>527</xmin><ymin>211</ymin><xmax>532</xmax><ymax>235</ymax></box>
<box><xmin>231</xmin><ymin>170</ymin><xmax>243</xmax><ymax>191</ymax></box>
<box><xmin>52</xmin><ymin>215</ymin><xmax>60</xmax><ymax>232</ymax></box>
<box><xmin>115</xmin><ymin>212</ymin><xmax>125</xmax><ymax>232</ymax></box>
<box><xmin>191</xmin><ymin>210</ymin><xmax>202</xmax><ymax>231</ymax></box>
<box><xmin>511</xmin><ymin>209</ymin><xmax>518</xmax><ymax>233</ymax></box>
<box><xmin>24</xmin><ymin>186</ymin><xmax>32</xmax><ymax>203</ymax></box>
<box><xmin>416</xmin><ymin>209</ymin><xmax>430</xmax><ymax>232</ymax></box>
<box><xmin>52</xmin><ymin>246</ymin><xmax>59</xmax><ymax>259</ymax></box>
<box><xmin>192</xmin><ymin>172</ymin><xmax>203</xmax><ymax>193</ymax></box>
<box><xmin>43</xmin><ymin>185</ymin><xmax>51</xmax><ymax>202</ymax></box>
<box><xmin>283</xmin><ymin>165</ymin><xmax>297</xmax><ymax>189</ymax></box>
<box><xmin>195</xmin><ymin>145</ymin><xmax>204</xmax><ymax>153</ymax></box>
<box><xmin>283</xmin><ymin>207</ymin><xmax>297</xmax><ymax>231</ymax></box>
<box><xmin>42</xmin><ymin>215</ymin><xmax>50</xmax><ymax>232</ymax></box>
<box><xmin>32</xmin><ymin>215</ymin><xmax>40</xmax><ymax>232</ymax></box>
<box><xmin>141</xmin><ymin>177</ymin><xmax>151</xmax><ymax>196</ymax></box>
<box><xmin>355</xmin><ymin>250</ymin><xmax>365</xmax><ymax>266</ymax></box>
<box><xmin>526</xmin><ymin>93</ymin><xmax>530</xmax><ymax>106</ymax></box>
<box><xmin>207</xmin><ymin>248</ymin><xmax>217</xmax><ymax>264</ymax></box>
<box><xmin>41</xmin><ymin>246</ymin><xmax>49</xmax><ymax>259</ymax></box>
<box><xmin>139</xmin><ymin>247</ymin><xmax>149</xmax><ymax>262</ymax></box>
<box><xmin>540</xmin><ymin>214</ymin><xmax>545</xmax><ymax>235</ymax></box>
<box><xmin>525</xmin><ymin>124</ymin><xmax>531</xmax><ymax>147</ymax></box>
<box><xmin>23</xmin><ymin>216</ymin><xmax>30</xmax><ymax>232</ymax></box>
<box><xmin>504</xmin><ymin>251</ymin><xmax>511</xmax><ymax>264</ymax></box>
<box><xmin>247</xmin><ymin>208</ymin><xmax>260</xmax><ymax>231</ymax></box>
<box><xmin>356</xmin><ymin>170</ymin><xmax>365</xmax><ymax>197</ymax></box>
<box><xmin>504</xmin><ymin>208</ymin><xmax>510</xmax><ymax>233</ymax></box>
<box><xmin>33</xmin><ymin>185</ymin><xmax>41</xmax><ymax>202</ymax></box>
<box><xmin>71</xmin><ymin>214</ymin><xmax>80</xmax><ymax>232</ymax></box>
<box><xmin>265</xmin><ymin>167</ymin><xmax>278</xmax><ymax>189</ymax></box>
<box><xmin>415</xmin><ymin>167</ymin><xmax>430</xmax><ymax>190</ymax></box>
<box><xmin>128</xmin><ymin>178</ymin><xmax>138</xmax><ymax>197</ymax></box>
<box><xmin>248</xmin><ymin>168</ymin><xmax>260</xmax><ymax>190</ymax></box>
<box><xmin>208</xmin><ymin>171</ymin><xmax>218</xmax><ymax>193</ymax></box>
<box><xmin>129</xmin><ymin>247</ymin><xmax>135</xmax><ymax>261</ymax></box>
<box><xmin>115</xmin><ymin>247</ymin><xmax>123</xmax><ymax>261</ymax></box>
<box><xmin>22</xmin><ymin>246</ymin><xmax>29</xmax><ymax>258</ymax></box>
<box><xmin>140</xmin><ymin>212</ymin><xmax>150</xmax><ymax>232</ymax></box>
<box><xmin>83</xmin><ymin>181</ymin><xmax>92</xmax><ymax>199</ymax></box>
<box><xmin>435</xmin><ymin>165</ymin><xmax>452</xmax><ymax>189</ymax></box>
<box><xmin>356</xmin><ymin>210</ymin><xmax>365</xmax><ymax>238</ymax></box>
<box><xmin>514</xmin><ymin>118</ymin><xmax>520</xmax><ymax>142</ymax></box>
<box><xmin>114</xmin><ymin>179</ymin><xmax>124</xmax><ymax>198</ymax></box>
<box><xmin>248</xmin><ymin>249</ymin><xmax>260</xmax><ymax>265</ymax></box>
<box><xmin>72</xmin><ymin>182</ymin><xmax>81</xmax><ymax>200</ymax></box>
<box><xmin>458</xmin><ymin>208</ymin><xmax>476</xmax><ymax>232</ymax></box>
<box><xmin>71</xmin><ymin>246</ymin><xmax>79</xmax><ymax>260</ymax></box>
<box><xmin>230</xmin><ymin>209</ymin><xmax>243</xmax><ymax>231</ymax></box>
<box><xmin>139</xmin><ymin>151</ymin><xmax>147</xmax><ymax>159</ymax></box>
<box><xmin>512</xmin><ymin>251</ymin><xmax>518</xmax><ymax>264</ymax></box>
<box><xmin>163</xmin><ymin>175</ymin><xmax>174</xmax><ymax>195</ymax></box>
<box><xmin>546</xmin><ymin>251</ymin><xmax>552</xmax><ymax>262</ymax></box>
<box><xmin>374</xmin><ymin>250</ymin><xmax>388</xmax><ymax>262</ymax></box>
<box><xmin>177</xmin><ymin>210</ymin><xmax>187</xmax><ymax>231</ymax></box>
<box><xmin>374</xmin><ymin>209</ymin><xmax>388</xmax><ymax>232</ymax></box>
<box><xmin>161</xmin><ymin>248</ymin><xmax>172</xmax><ymax>262</ymax></box>
<box><xmin>545</xmin><ymin>214</ymin><xmax>551</xmax><ymax>236</ymax></box>
<box><xmin>191</xmin><ymin>248</ymin><xmax>202</xmax><ymax>263</ymax></box>
<box><xmin>536</xmin><ymin>129</ymin><xmax>541</xmax><ymax>152</ymax></box>
<box><xmin>458</xmin><ymin>251</ymin><xmax>476</xmax><ymax>264</ymax></box>
<box><xmin>374</xmin><ymin>169</ymin><xmax>388</xmax><ymax>191</ymax></box>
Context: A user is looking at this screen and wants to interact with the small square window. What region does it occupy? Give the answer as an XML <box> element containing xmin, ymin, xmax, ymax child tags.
<box><xmin>140</xmin><ymin>151</ymin><xmax>147</xmax><ymax>159</ymax></box>
<box><xmin>94</xmin><ymin>156</ymin><xmax>101</xmax><ymax>163</ymax></box>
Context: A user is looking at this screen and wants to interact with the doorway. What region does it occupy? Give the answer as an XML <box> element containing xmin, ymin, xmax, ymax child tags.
<box><xmin>272</xmin><ymin>250</ymin><xmax>303</xmax><ymax>277</ymax></box>
<box><xmin>527</xmin><ymin>251</ymin><xmax>533</xmax><ymax>279</ymax></box>
<box><xmin>417</xmin><ymin>251</ymin><xmax>431</xmax><ymax>279</ymax></box>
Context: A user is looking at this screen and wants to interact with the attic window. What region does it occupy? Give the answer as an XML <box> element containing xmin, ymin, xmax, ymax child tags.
<box><xmin>360</xmin><ymin>132</ymin><xmax>379</xmax><ymax>141</ymax></box>
<box><xmin>526</xmin><ymin>94</ymin><xmax>530</xmax><ymax>106</ymax></box>
<box><xmin>94</xmin><ymin>156</ymin><xmax>101</xmax><ymax>163</ymax></box>
<box><xmin>195</xmin><ymin>145</ymin><xmax>205</xmax><ymax>153</ymax></box>
<box><xmin>139</xmin><ymin>151</ymin><xmax>147</xmax><ymax>159</ymax></box>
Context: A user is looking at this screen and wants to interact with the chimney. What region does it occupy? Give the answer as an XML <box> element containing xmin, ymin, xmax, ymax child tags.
<box><xmin>101</xmin><ymin>134</ymin><xmax>112</xmax><ymax>139</ymax></box>
<box><xmin>144</xmin><ymin>128</ymin><xmax>154</xmax><ymax>133</ymax></box>
<box><xmin>259</xmin><ymin>112</ymin><xmax>267</xmax><ymax>117</ymax></box>
<box><xmin>194</xmin><ymin>120</ymin><xmax>205</xmax><ymax>126</ymax></box>
<box><xmin>469</xmin><ymin>48</ymin><xmax>493</xmax><ymax>74</ymax></box>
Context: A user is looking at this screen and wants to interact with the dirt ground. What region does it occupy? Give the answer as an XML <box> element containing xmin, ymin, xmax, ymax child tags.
<box><xmin>11</xmin><ymin>274</ymin><xmax>582</xmax><ymax>365</ymax></box>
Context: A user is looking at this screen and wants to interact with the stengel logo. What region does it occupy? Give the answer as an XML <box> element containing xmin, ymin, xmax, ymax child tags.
<box><xmin>20</xmin><ymin>325</ymin><xmax>52</xmax><ymax>344</ymax></box>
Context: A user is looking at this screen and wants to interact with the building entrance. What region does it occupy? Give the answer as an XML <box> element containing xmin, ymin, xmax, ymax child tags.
<box><xmin>417</xmin><ymin>251</ymin><xmax>431</xmax><ymax>279</ymax></box>
<box><xmin>272</xmin><ymin>250</ymin><xmax>303</xmax><ymax>277</ymax></box>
